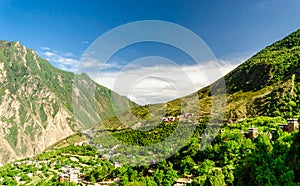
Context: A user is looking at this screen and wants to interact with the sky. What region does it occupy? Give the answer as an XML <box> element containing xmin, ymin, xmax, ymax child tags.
<box><xmin>1</xmin><ymin>0</ymin><xmax>300</xmax><ymax>104</ymax></box>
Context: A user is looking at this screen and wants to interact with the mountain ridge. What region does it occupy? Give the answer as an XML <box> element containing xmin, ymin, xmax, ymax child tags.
<box><xmin>0</xmin><ymin>40</ymin><xmax>129</xmax><ymax>164</ymax></box>
<box><xmin>1</xmin><ymin>28</ymin><xmax>300</xmax><ymax>165</ymax></box>
<box><xmin>193</xmin><ymin>28</ymin><xmax>300</xmax><ymax>121</ymax></box>
<box><xmin>87</xmin><ymin>28</ymin><xmax>300</xmax><ymax>130</ymax></box>
<box><xmin>1</xmin><ymin>28</ymin><xmax>300</xmax><ymax>185</ymax></box>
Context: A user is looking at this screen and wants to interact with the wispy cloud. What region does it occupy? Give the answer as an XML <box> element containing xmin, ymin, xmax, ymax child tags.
<box><xmin>81</xmin><ymin>41</ymin><xmax>89</xmax><ymax>44</ymax></box>
<box><xmin>78</xmin><ymin>57</ymin><xmax>122</xmax><ymax>71</ymax></box>
<box><xmin>40</xmin><ymin>46</ymin><xmax>50</xmax><ymax>51</ymax></box>
<box><xmin>38</xmin><ymin>47</ymin><xmax>79</xmax><ymax>72</ymax></box>
<box><xmin>87</xmin><ymin>55</ymin><xmax>248</xmax><ymax>105</ymax></box>
<box><xmin>38</xmin><ymin>46</ymin><xmax>251</xmax><ymax>105</ymax></box>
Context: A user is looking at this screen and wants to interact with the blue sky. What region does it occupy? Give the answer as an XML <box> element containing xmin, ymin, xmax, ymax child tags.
<box><xmin>1</xmin><ymin>0</ymin><xmax>300</xmax><ymax>104</ymax></box>
<box><xmin>1</xmin><ymin>0</ymin><xmax>300</xmax><ymax>59</ymax></box>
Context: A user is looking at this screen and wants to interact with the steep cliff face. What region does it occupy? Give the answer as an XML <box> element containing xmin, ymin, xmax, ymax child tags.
<box><xmin>0</xmin><ymin>41</ymin><xmax>127</xmax><ymax>164</ymax></box>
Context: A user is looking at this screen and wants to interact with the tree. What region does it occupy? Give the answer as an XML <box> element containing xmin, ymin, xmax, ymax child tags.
<box><xmin>197</xmin><ymin>159</ymin><xmax>215</xmax><ymax>176</ymax></box>
<box><xmin>208</xmin><ymin>169</ymin><xmax>225</xmax><ymax>186</ymax></box>
<box><xmin>55</xmin><ymin>163</ymin><xmax>61</xmax><ymax>169</ymax></box>
<box><xmin>129</xmin><ymin>170</ymin><xmax>139</xmax><ymax>182</ymax></box>
<box><xmin>162</xmin><ymin>169</ymin><xmax>178</xmax><ymax>186</ymax></box>
<box><xmin>120</xmin><ymin>174</ymin><xmax>129</xmax><ymax>186</ymax></box>
<box><xmin>127</xmin><ymin>181</ymin><xmax>147</xmax><ymax>186</ymax></box>
<box><xmin>222</xmin><ymin>165</ymin><xmax>234</xmax><ymax>184</ymax></box>
<box><xmin>90</xmin><ymin>174</ymin><xmax>96</xmax><ymax>183</ymax></box>
<box><xmin>180</xmin><ymin>156</ymin><xmax>195</xmax><ymax>175</ymax></box>
<box><xmin>193</xmin><ymin>176</ymin><xmax>207</xmax><ymax>186</ymax></box>
<box><xmin>153</xmin><ymin>169</ymin><xmax>164</xmax><ymax>185</ymax></box>
<box><xmin>140</xmin><ymin>176</ymin><xmax>158</xmax><ymax>186</ymax></box>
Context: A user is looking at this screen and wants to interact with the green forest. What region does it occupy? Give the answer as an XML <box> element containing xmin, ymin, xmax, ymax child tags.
<box><xmin>1</xmin><ymin>14</ymin><xmax>300</xmax><ymax>186</ymax></box>
<box><xmin>0</xmin><ymin>115</ymin><xmax>299</xmax><ymax>185</ymax></box>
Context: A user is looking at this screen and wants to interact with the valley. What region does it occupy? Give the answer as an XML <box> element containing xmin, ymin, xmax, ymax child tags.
<box><xmin>1</xmin><ymin>24</ymin><xmax>300</xmax><ymax>186</ymax></box>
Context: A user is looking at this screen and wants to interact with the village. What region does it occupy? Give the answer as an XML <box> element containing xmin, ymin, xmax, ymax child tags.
<box><xmin>3</xmin><ymin>141</ymin><xmax>194</xmax><ymax>185</ymax></box>
<box><xmin>161</xmin><ymin>113</ymin><xmax>299</xmax><ymax>140</ymax></box>
<box><xmin>1</xmin><ymin>114</ymin><xmax>299</xmax><ymax>185</ymax></box>
<box><xmin>1</xmin><ymin>143</ymin><xmax>121</xmax><ymax>185</ymax></box>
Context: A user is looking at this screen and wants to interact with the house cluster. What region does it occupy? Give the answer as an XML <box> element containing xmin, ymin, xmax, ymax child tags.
<box><xmin>13</xmin><ymin>159</ymin><xmax>45</xmax><ymax>167</ymax></box>
<box><xmin>183</xmin><ymin>113</ymin><xmax>194</xmax><ymax>118</ymax></box>
<box><xmin>161</xmin><ymin>116</ymin><xmax>176</xmax><ymax>122</ymax></box>
<box><xmin>220</xmin><ymin>118</ymin><xmax>300</xmax><ymax>139</ymax></box>
<box><xmin>57</xmin><ymin>163</ymin><xmax>120</xmax><ymax>185</ymax></box>
<box><xmin>242</xmin><ymin>128</ymin><xmax>260</xmax><ymax>139</ymax></box>
<box><xmin>10</xmin><ymin>155</ymin><xmax>88</xmax><ymax>184</ymax></box>
<box><xmin>11</xmin><ymin>159</ymin><xmax>50</xmax><ymax>183</ymax></box>
<box><xmin>13</xmin><ymin>159</ymin><xmax>48</xmax><ymax>174</ymax></box>
<box><xmin>58</xmin><ymin>166</ymin><xmax>82</xmax><ymax>183</ymax></box>
<box><xmin>278</xmin><ymin>118</ymin><xmax>299</xmax><ymax>132</ymax></box>
<box><xmin>74</xmin><ymin>140</ymin><xmax>88</xmax><ymax>146</ymax></box>
<box><xmin>161</xmin><ymin>113</ymin><xmax>197</xmax><ymax>123</ymax></box>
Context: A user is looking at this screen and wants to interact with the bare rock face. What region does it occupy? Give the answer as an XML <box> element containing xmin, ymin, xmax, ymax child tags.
<box><xmin>0</xmin><ymin>40</ymin><xmax>126</xmax><ymax>165</ymax></box>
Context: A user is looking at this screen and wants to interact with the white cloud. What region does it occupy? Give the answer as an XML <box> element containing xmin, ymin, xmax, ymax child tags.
<box><xmin>88</xmin><ymin>56</ymin><xmax>246</xmax><ymax>105</ymax></box>
<box><xmin>38</xmin><ymin>47</ymin><xmax>79</xmax><ymax>72</ymax></box>
<box><xmin>40</xmin><ymin>46</ymin><xmax>50</xmax><ymax>51</ymax></box>
<box><xmin>81</xmin><ymin>41</ymin><xmax>89</xmax><ymax>44</ymax></box>
<box><xmin>62</xmin><ymin>52</ymin><xmax>74</xmax><ymax>57</ymax></box>
<box><xmin>37</xmin><ymin>46</ymin><xmax>250</xmax><ymax>105</ymax></box>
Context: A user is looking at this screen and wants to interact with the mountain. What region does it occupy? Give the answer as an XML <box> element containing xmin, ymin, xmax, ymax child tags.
<box><xmin>1</xmin><ymin>30</ymin><xmax>300</xmax><ymax>186</ymax></box>
<box><xmin>1</xmin><ymin>28</ymin><xmax>300</xmax><ymax>166</ymax></box>
<box><xmin>90</xmin><ymin>29</ymin><xmax>300</xmax><ymax>131</ymax></box>
<box><xmin>70</xmin><ymin>29</ymin><xmax>300</xmax><ymax>170</ymax></box>
<box><xmin>107</xmin><ymin>29</ymin><xmax>300</xmax><ymax>128</ymax></box>
<box><xmin>189</xmin><ymin>29</ymin><xmax>300</xmax><ymax>121</ymax></box>
<box><xmin>0</xmin><ymin>40</ymin><xmax>129</xmax><ymax>165</ymax></box>
<box><xmin>222</xmin><ymin>29</ymin><xmax>300</xmax><ymax>120</ymax></box>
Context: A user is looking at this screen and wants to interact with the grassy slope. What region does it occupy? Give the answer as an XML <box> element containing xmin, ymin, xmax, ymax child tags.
<box><xmin>180</xmin><ymin>28</ymin><xmax>300</xmax><ymax>121</ymax></box>
<box><xmin>93</xmin><ymin>29</ymin><xmax>300</xmax><ymax>129</ymax></box>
